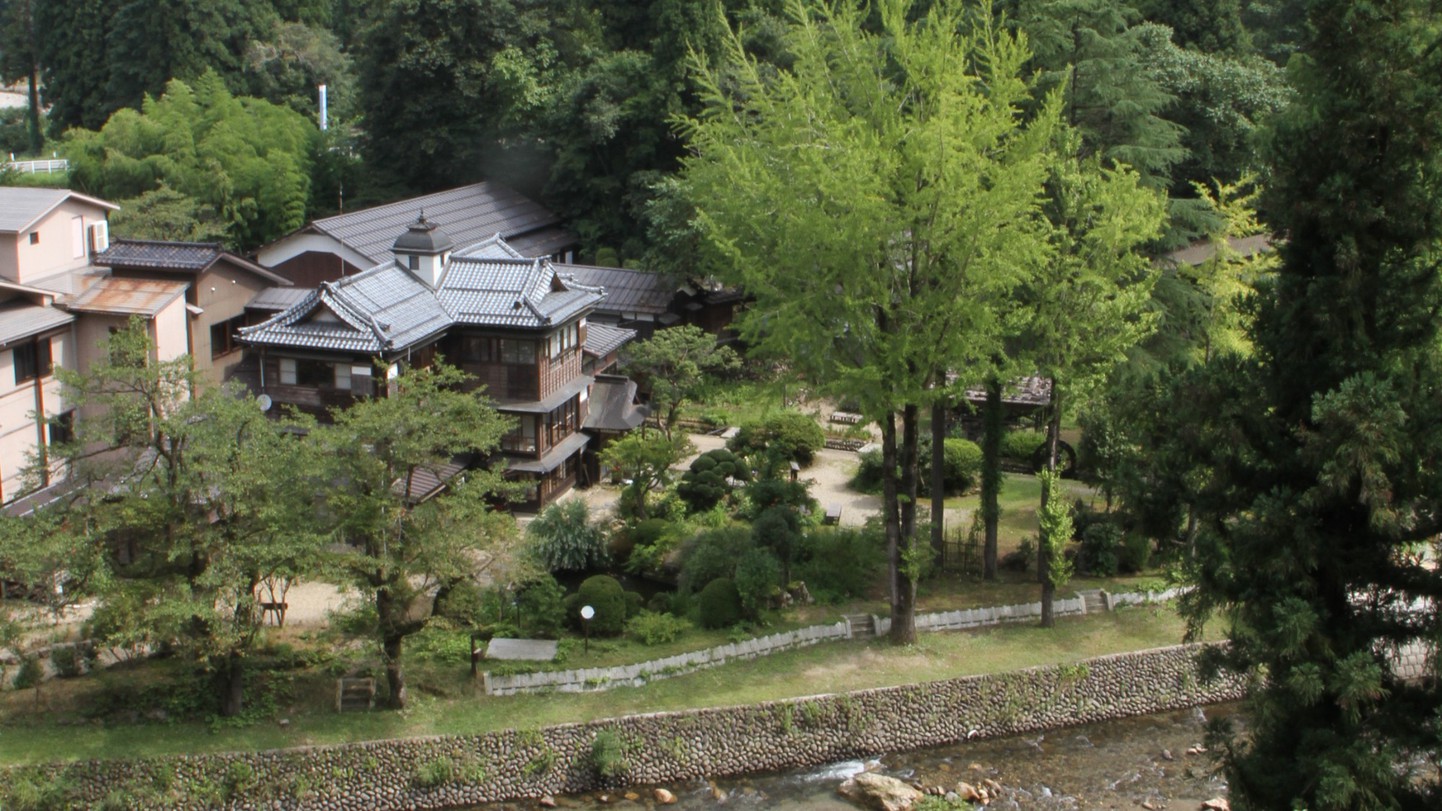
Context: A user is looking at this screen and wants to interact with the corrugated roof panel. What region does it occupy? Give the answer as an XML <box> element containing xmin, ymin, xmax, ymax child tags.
<box><xmin>67</xmin><ymin>277</ymin><xmax>190</xmax><ymax>316</ymax></box>
<box><xmin>0</xmin><ymin>302</ymin><xmax>74</xmax><ymax>346</ymax></box>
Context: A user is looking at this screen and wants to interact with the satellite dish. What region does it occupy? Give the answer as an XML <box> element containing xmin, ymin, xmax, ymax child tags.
<box><xmin>580</xmin><ymin>605</ymin><xmax>595</xmax><ymax>620</ymax></box>
<box><xmin>257</xmin><ymin>394</ymin><xmax>273</xmax><ymax>412</ymax></box>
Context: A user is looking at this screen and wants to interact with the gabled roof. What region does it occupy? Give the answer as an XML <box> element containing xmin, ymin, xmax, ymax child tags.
<box><xmin>0</xmin><ymin>300</ymin><xmax>73</xmax><ymax>347</ymax></box>
<box><xmin>584</xmin><ymin>375</ymin><xmax>649</xmax><ymax>432</ymax></box>
<box><xmin>67</xmin><ymin>277</ymin><xmax>190</xmax><ymax>316</ymax></box>
<box><xmin>95</xmin><ymin>239</ymin><xmax>291</xmax><ymax>285</ymax></box>
<box><xmin>559</xmin><ymin>264</ymin><xmax>676</xmax><ymax>316</ymax></box>
<box><xmin>293</xmin><ymin>182</ymin><xmax>575</xmax><ymax>266</ymax></box>
<box><xmin>0</xmin><ymin>187</ymin><xmax>117</xmax><ymax>234</ymax></box>
<box><xmin>438</xmin><ymin>257</ymin><xmax>603</xmax><ymax>329</ymax></box>
<box><xmin>239</xmin><ymin>264</ymin><xmax>452</xmax><ymax>354</ymax></box>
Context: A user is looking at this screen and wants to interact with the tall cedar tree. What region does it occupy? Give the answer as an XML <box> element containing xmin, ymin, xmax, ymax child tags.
<box><xmin>679</xmin><ymin>0</ymin><xmax>1062</xmax><ymax>643</ymax></box>
<box><xmin>1180</xmin><ymin>1</ymin><xmax>1442</xmax><ymax>807</ymax></box>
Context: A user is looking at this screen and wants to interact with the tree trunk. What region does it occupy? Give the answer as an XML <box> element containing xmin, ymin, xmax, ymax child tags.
<box><xmin>930</xmin><ymin>399</ymin><xmax>946</xmax><ymax>569</ymax></box>
<box><xmin>376</xmin><ymin>587</ymin><xmax>409</xmax><ymax>709</ymax></box>
<box><xmin>25</xmin><ymin>69</ymin><xmax>42</xmax><ymax>153</ymax></box>
<box><xmin>981</xmin><ymin>379</ymin><xmax>1003</xmax><ymax>580</ymax></box>
<box><xmin>218</xmin><ymin>651</ymin><xmax>244</xmax><ymax>717</ymax></box>
<box><xmin>1038</xmin><ymin>379</ymin><xmax>1062</xmax><ymax>628</ymax></box>
<box><xmin>882</xmin><ymin>412</ymin><xmax>917</xmax><ymax>644</ymax></box>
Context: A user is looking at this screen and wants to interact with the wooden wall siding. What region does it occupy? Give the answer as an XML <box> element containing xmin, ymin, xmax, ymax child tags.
<box><xmin>259</xmin><ymin>357</ymin><xmax>371</xmax><ymax>416</ymax></box>
<box><xmin>459</xmin><ymin>361</ymin><xmax>537</xmax><ymax>401</ymax></box>
<box><xmin>538</xmin><ymin>348</ymin><xmax>579</xmax><ymax>400</ymax></box>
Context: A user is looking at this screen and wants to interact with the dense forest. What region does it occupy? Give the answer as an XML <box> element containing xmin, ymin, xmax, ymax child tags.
<box><xmin>2</xmin><ymin>0</ymin><xmax>1291</xmax><ymax>262</ymax></box>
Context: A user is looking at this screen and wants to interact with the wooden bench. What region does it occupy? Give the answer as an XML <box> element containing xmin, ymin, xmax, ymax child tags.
<box><xmin>824</xmin><ymin>504</ymin><xmax>843</xmax><ymax>525</ymax></box>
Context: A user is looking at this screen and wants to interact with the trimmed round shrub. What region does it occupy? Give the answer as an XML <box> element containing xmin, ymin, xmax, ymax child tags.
<box><xmin>1079</xmin><ymin>521</ymin><xmax>1122</xmax><ymax>576</ymax></box>
<box><xmin>565</xmin><ymin>575</ymin><xmax>628</xmax><ymax>636</ymax></box>
<box><xmin>1000</xmin><ymin>430</ymin><xmax>1048</xmax><ymax>462</ymax></box>
<box><xmin>678</xmin><ymin>449</ymin><xmax>751</xmax><ymax>513</ymax></box>
<box><xmin>625</xmin><ymin>611</ymin><xmax>692</xmax><ymax>645</ymax></box>
<box><xmin>728</xmin><ymin>411</ymin><xmax>826</xmax><ymax>466</ymax></box>
<box><xmin>941</xmin><ymin>438</ymin><xmax>983</xmax><ymax>493</ymax></box>
<box><xmin>697</xmin><ymin>577</ymin><xmax>743</xmax><ymax>629</ymax></box>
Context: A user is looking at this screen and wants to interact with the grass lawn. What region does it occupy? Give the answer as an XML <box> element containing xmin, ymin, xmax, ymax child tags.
<box><xmin>0</xmin><ymin>603</ymin><xmax>1200</xmax><ymax>766</ymax></box>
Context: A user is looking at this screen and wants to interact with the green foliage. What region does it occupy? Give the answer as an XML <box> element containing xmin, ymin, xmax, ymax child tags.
<box><xmin>678</xmin><ymin>448</ymin><xmax>750</xmax><ymax>513</ymax></box>
<box><xmin>64</xmin><ymin>72</ymin><xmax>317</xmax><ymax>249</ymax></box>
<box><xmin>10</xmin><ymin>655</ymin><xmax>43</xmax><ymax>689</ymax></box>
<box><xmin>855</xmin><ymin>437</ymin><xmax>981</xmax><ymax>496</ymax></box>
<box><xmin>590</xmin><ymin>728</ymin><xmax>630</xmax><ymax>780</ymax></box>
<box><xmin>411</xmin><ymin>757</ymin><xmax>456</xmax><ymax>789</ymax></box>
<box><xmin>49</xmin><ymin>645</ymin><xmax>84</xmax><ymax>678</ymax></box>
<box><xmin>696</xmin><ymin>577</ymin><xmax>743</xmax><ymax>629</ymax></box>
<box><xmin>517</xmin><ymin>576</ymin><xmax>567</xmax><ymax>639</ymax></box>
<box><xmin>526</xmin><ymin>499</ymin><xmax>609</xmax><ymax>573</ymax></box>
<box><xmin>623</xmin><ymin>325</ymin><xmax>741</xmax><ymax>437</ymax></box>
<box><xmin>107</xmin><ymin>184</ymin><xmax>229</xmax><ymax>243</ymax></box>
<box><xmin>733</xmin><ymin>547</ymin><xmax>781</xmax><ymax>618</ymax></box>
<box><xmin>727</xmin><ymin>411</ymin><xmax>825</xmax><ymax>467</ymax></box>
<box><xmin>624</xmin><ymin>611</ymin><xmax>692</xmax><ymax>646</ymax></box>
<box><xmin>1079</xmin><ymin>521</ymin><xmax>1122</xmax><ymax>577</ymax></box>
<box><xmin>566</xmin><ymin>575</ymin><xmax>628</xmax><ymax>636</ymax></box>
<box><xmin>795</xmin><ymin>526</ymin><xmax>886</xmax><ymax>603</ymax></box>
<box><xmin>678</xmin><ymin>525</ymin><xmax>754</xmax><ymax>595</ymax></box>
<box><xmin>1118</xmin><ymin>532</ymin><xmax>1152</xmax><ymax>574</ymax></box>
<box><xmin>1037</xmin><ymin>468</ymin><xmax>1074</xmax><ymax>592</ymax></box>
<box><xmin>0</xmin><ymin>770</ymin><xmax>74</xmax><ymax>811</ymax></box>
<box><xmin>602</xmin><ymin>432</ymin><xmax>694</xmax><ymax>521</ymax></box>
<box><xmin>999</xmin><ymin>430</ymin><xmax>1047</xmax><ymax>463</ymax></box>
<box><xmin>750</xmin><ymin>506</ymin><xmax>802</xmax><ymax>584</ymax></box>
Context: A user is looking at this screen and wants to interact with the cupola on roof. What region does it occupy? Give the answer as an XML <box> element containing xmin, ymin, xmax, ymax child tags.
<box><xmin>392</xmin><ymin>211</ymin><xmax>454</xmax><ymax>255</ymax></box>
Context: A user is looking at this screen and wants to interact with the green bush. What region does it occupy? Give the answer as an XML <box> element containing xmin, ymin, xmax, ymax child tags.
<box><xmin>527</xmin><ymin>499</ymin><xmax>609</xmax><ymax>573</ymax></box>
<box><xmin>852</xmin><ymin>437</ymin><xmax>982</xmax><ymax>496</ymax></box>
<box><xmin>734</xmin><ymin>548</ymin><xmax>782</xmax><ymax>618</ymax></box>
<box><xmin>625</xmin><ymin>611</ymin><xmax>692</xmax><ymax>645</ymax></box>
<box><xmin>1079</xmin><ymin>521</ymin><xmax>1122</xmax><ymax>576</ymax></box>
<box><xmin>11</xmin><ymin>656</ymin><xmax>44</xmax><ymax>690</ymax></box>
<box><xmin>697</xmin><ymin>577</ymin><xmax>743</xmax><ymax>629</ymax></box>
<box><xmin>794</xmin><ymin>526</ymin><xmax>886</xmax><ymax>603</ymax></box>
<box><xmin>678</xmin><ymin>448</ymin><xmax>751</xmax><ymax>513</ymax></box>
<box><xmin>678</xmin><ymin>526</ymin><xmax>754</xmax><ymax>595</ymax></box>
<box><xmin>412</xmin><ymin>757</ymin><xmax>456</xmax><ymax>789</ymax></box>
<box><xmin>1119</xmin><ymin>531</ymin><xmax>1153</xmax><ymax>573</ymax></box>
<box><xmin>517</xmin><ymin>575</ymin><xmax>567</xmax><ymax>638</ymax></box>
<box><xmin>1000</xmin><ymin>430</ymin><xmax>1047</xmax><ymax>462</ymax></box>
<box><xmin>49</xmin><ymin>645</ymin><xmax>84</xmax><ymax>678</ymax></box>
<box><xmin>564</xmin><ymin>575</ymin><xmax>628</xmax><ymax>636</ymax></box>
<box><xmin>728</xmin><ymin>411</ymin><xmax>826</xmax><ymax>466</ymax></box>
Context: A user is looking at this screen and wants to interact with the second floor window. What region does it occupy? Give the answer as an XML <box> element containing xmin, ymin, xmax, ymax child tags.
<box><xmin>279</xmin><ymin>358</ymin><xmax>350</xmax><ymax>389</ymax></box>
<box><xmin>210</xmin><ymin>315</ymin><xmax>246</xmax><ymax>358</ymax></box>
<box><xmin>14</xmin><ymin>339</ymin><xmax>52</xmax><ymax>383</ymax></box>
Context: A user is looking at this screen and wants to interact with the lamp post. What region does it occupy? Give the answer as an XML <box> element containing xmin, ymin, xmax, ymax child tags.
<box><xmin>580</xmin><ymin>605</ymin><xmax>595</xmax><ymax>655</ymax></box>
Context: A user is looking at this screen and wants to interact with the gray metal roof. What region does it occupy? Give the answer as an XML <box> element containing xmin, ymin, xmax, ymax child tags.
<box><xmin>304</xmin><ymin>182</ymin><xmax>575</xmax><ymax>266</ymax></box>
<box><xmin>560</xmin><ymin>265</ymin><xmax>675</xmax><ymax>316</ymax></box>
<box><xmin>239</xmin><ymin>264</ymin><xmax>452</xmax><ymax>354</ymax></box>
<box><xmin>507</xmin><ymin>432</ymin><xmax>589</xmax><ymax>474</ymax></box>
<box><xmin>0</xmin><ymin>300</ymin><xmax>74</xmax><ymax>346</ymax></box>
<box><xmin>1165</xmin><ymin>234</ymin><xmax>1273</xmax><ymax>267</ymax></box>
<box><xmin>583</xmin><ymin>322</ymin><xmax>635</xmax><ymax>357</ymax></box>
<box><xmin>96</xmin><ymin>239</ymin><xmax>291</xmax><ymax>285</ymax></box>
<box><xmin>247</xmin><ymin>286</ymin><xmax>313</xmax><ymax>312</ymax></box>
<box><xmin>583</xmin><ymin>376</ymin><xmax>648</xmax><ymax>432</ymax></box>
<box><xmin>0</xmin><ymin>187</ymin><xmax>117</xmax><ymax>233</ymax></box>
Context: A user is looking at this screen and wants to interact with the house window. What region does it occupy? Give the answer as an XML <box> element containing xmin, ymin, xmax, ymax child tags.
<box><xmin>14</xmin><ymin>339</ymin><xmax>51</xmax><ymax>383</ymax></box>
<box><xmin>28</xmin><ymin>232</ymin><xmax>38</xmax><ymax>245</ymax></box>
<box><xmin>71</xmin><ymin>216</ymin><xmax>86</xmax><ymax>258</ymax></box>
<box><xmin>499</xmin><ymin>339</ymin><xmax>535</xmax><ymax>365</ymax></box>
<box><xmin>209</xmin><ymin>315</ymin><xmax>246</xmax><ymax>358</ymax></box>
<box><xmin>279</xmin><ymin>358</ymin><xmax>346</xmax><ymax>388</ymax></box>
<box><xmin>49</xmin><ymin>411</ymin><xmax>76</xmax><ymax>445</ymax></box>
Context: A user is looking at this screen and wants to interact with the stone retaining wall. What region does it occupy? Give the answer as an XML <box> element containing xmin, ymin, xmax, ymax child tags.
<box><xmin>4</xmin><ymin>644</ymin><xmax>1247</xmax><ymax>811</ymax></box>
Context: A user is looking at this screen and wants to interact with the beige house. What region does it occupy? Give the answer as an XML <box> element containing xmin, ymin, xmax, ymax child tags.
<box><xmin>90</xmin><ymin>240</ymin><xmax>291</xmax><ymax>386</ymax></box>
<box><xmin>0</xmin><ymin>281</ymin><xmax>75</xmax><ymax>502</ymax></box>
<box><xmin>0</xmin><ymin>187</ymin><xmax>116</xmax><ymax>294</ymax></box>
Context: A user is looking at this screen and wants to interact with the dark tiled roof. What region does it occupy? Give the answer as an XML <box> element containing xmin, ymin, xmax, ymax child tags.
<box><xmin>560</xmin><ymin>265</ymin><xmax>675</xmax><ymax>316</ymax></box>
<box><xmin>305</xmin><ymin>182</ymin><xmax>575</xmax><ymax>266</ymax></box>
<box><xmin>96</xmin><ymin>239</ymin><xmax>292</xmax><ymax>285</ymax></box>
<box><xmin>583</xmin><ymin>322</ymin><xmax>635</xmax><ymax>357</ymax></box>
<box><xmin>438</xmin><ymin>257</ymin><xmax>604</xmax><ymax>329</ymax></box>
<box><xmin>238</xmin><ymin>265</ymin><xmax>451</xmax><ymax>354</ymax></box>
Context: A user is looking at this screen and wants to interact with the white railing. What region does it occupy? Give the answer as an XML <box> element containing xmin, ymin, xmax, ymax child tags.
<box><xmin>5</xmin><ymin>158</ymin><xmax>68</xmax><ymax>174</ymax></box>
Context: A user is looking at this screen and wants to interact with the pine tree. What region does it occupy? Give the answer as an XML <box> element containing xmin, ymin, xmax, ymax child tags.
<box><xmin>1181</xmin><ymin>2</ymin><xmax>1442</xmax><ymax>806</ymax></box>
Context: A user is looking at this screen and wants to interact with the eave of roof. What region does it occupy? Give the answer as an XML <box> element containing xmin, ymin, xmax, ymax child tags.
<box><xmin>66</xmin><ymin>277</ymin><xmax>190</xmax><ymax>316</ymax></box>
<box><xmin>0</xmin><ymin>188</ymin><xmax>118</xmax><ymax>234</ymax></box>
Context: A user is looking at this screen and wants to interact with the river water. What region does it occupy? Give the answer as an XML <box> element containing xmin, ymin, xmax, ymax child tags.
<box><xmin>471</xmin><ymin>704</ymin><xmax>1238</xmax><ymax>811</ymax></box>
